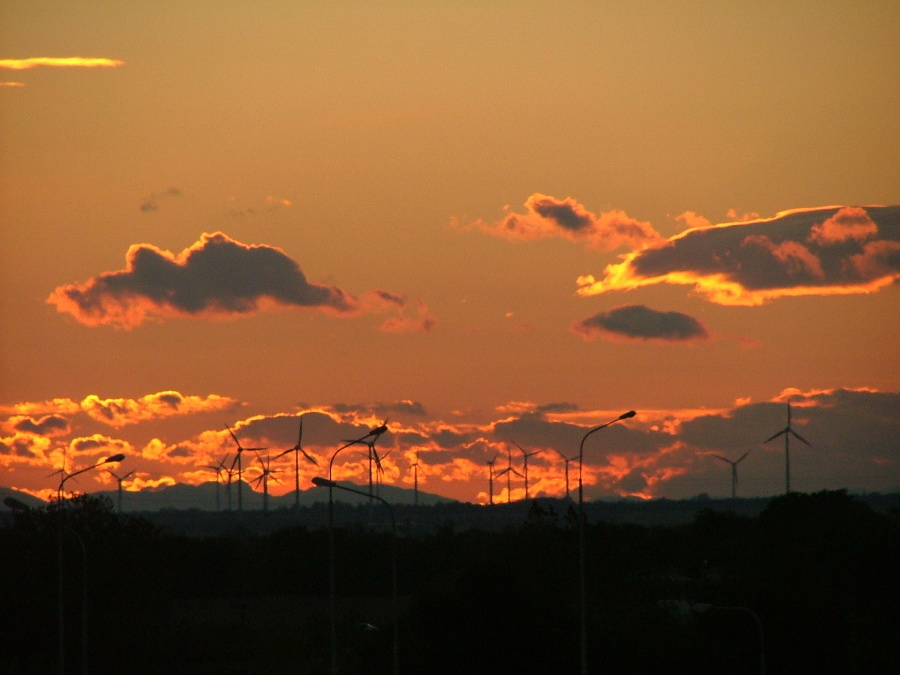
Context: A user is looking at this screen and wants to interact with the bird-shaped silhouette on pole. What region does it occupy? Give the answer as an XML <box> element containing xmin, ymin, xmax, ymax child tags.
<box><xmin>108</xmin><ymin>469</ymin><xmax>135</xmax><ymax>514</ymax></box>
<box><xmin>225</xmin><ymin>423</ymin><xmax>266</xmax><ymax>512</ymax></box>
<box><xmin>763</xmin><ymin>402</ymin><xmax>810</xmax><ymax>495</ymax></box>
<box><xmin>513</xmin><ymin>442</ymin><xmax>541</xmax><ymax>500</ymax></box>
<box><xmin>712</xmin><ymin>451</ymin><xmax>751</xmax><ymax>499</ymax></box>
<box><xmin>496</xmin><ymin>445</ymin><xmax>524</xmax><ymax>503</ymax></box>
<box><xmin>341</xmin><ymin>419</ymin><xmax>389</xmax><ymax>503</ymax></box>
<box><xmin>275</xmin><ymin>416</ymin><xmax>318</xmax><ymax>508</ymax></box>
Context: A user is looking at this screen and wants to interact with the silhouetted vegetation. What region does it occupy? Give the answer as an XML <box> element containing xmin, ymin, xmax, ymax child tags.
<box><xmin>2</xmin><ymin>490</ymin><xmax>897</xmax><ymax>673</ymax></box>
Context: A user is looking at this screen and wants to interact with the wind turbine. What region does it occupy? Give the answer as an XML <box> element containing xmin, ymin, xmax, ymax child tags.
<box><xmin>712</xmin><ymin>451</ymin><xmax>751</xmax><ymax>499</ymax></box>
<box><xmin>108</xmin><ymin>469</ymin><xmax>135</xmax><ymax>514</ymax></box>
<box><xmin>513</xmin><ymin>442</ymin><xmax>541</xmax><ymax>500</ymax></box>
<box><xmin>496</xmin><ymin>445</ymin><xmax>524</xmax><ymax>503</ymax></box>
<box><xmin>252</xmin><ymin>453</ymin><xmax>280</xmax><ymax>512</ymax></box>
<box><xmin>763</xmin><ymin>402</ymin><xmax>811</xmax><ymax>495</ymax></box>
<box><xmin>204</xmin><ymin>454</ymin><xmax>230</xmax><ymax>511</ymax></box>
<box><xmin>225</xmin><ymin>423</ymin><xmax>267</xmax><ymax>512</ymax></box>
<box><xmin>411</xmin><ymin>451</ymin><xmax>419</xmax><ymax>506</ymax></box>
<box><xmin>275</xmin><ymin>416</ymin><xmax>318</xmax><ymax>508</ymax></box>
<box><xmin>486</xmin><ymin>454</ymin><xmax>499</xmax><ymax>505</ymax></box>
<box><xmin>554</xmin><ymin>448</ymin><xmax>579</xmax><ymax>500</ymax></box>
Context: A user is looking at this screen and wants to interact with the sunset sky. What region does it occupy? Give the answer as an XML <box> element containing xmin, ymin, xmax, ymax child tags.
<box><xmin>2</xmin><ymin>1</ymin><xmax>898</xmax><ymax>505</ymax></box>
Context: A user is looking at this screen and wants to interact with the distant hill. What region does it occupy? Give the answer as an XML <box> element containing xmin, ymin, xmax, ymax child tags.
<box><xmin>1</xmin><ymin>480</ymin><xmax>456</xmax><ymax>513</ymax></box>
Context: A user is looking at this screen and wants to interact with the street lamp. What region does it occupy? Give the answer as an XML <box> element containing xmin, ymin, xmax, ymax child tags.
<box><xmin>577</xmin><ymin>410</ymin><xmax>635</xmax><ymax>675</ymax></box>
<box><xmin>55</xmin><ymin>453</ymin><xmax>124</xmax><ymax>675</ymax></box>
<box><xmin>693</xmin><ymin>603</ymin><xmax>765</xmax><ymax>675</ymax></box>
<box><xmin>312</xmin><ymin>476</ymin><xmax>399</xmax><ymax>675</ymax></box>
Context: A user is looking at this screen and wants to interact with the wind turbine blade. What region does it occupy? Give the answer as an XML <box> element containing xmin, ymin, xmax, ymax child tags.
<box><xmin>736</xmin><ymin>450</ymin><xmax>751</xmax><ymax>463</ymax></box>
<box><xmin>371</xmin><ymin>447</ymin><xmax>384</xmax><ymax>472</ymax></box>
<box><xmin>225</xmin><ymin>424</ymin><xmax>240</xmax><ymax>446</ymax></box>
<box><xmin>301</xmin><ymin>449</ymin><xmax>319</xmax><ymax>466</ymax></box>
<box><xmin>297</xmin><ymin>418</ymin><xmax>304</xmax><ymax>445</ymax></box>
<box><xmin>763</xmin><ymin>429</ymin><xmax>787</xmax><ymax>444</ymax></box>
<box><xmin>790</xmin><ymin>430</ymin><xmax>811</xmax><ymax>445</ymax></box>
<box><xmin>712</xmin><ymin>455</ymin><xmax>730</xmax><ymax>464</ymax></box>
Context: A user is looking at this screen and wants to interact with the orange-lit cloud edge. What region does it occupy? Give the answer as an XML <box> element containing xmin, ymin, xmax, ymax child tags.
<box><xmin>0</xmin><ymin>57</ymin><xmax>124</xmax><ymax>70</ymax></box>
<box><xmin>3</xmin><ymin>386</ymin><xmax>897</xmax><ymax>504</ymax></box>
<box><xmin>464</xmin><ymin>198</ymin><xmax>899</xmax><ymax>307</ymax></box>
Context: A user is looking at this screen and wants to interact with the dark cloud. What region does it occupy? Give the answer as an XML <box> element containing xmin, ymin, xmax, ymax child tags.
<box><xmin>573</xmin><ymin>304</ymin><xmax>709</xmax><ymax>342</ymax></box>
<box><xmin>47</xmin><ymin>232</ymin><xmax>388</xmax><ymax>328</ymax></box>
<box><xmin>578</xmin><ymin>206</ymin><xmax>900</xmax><ymax>305</ymax></box>
<box><xmin>10</xmin><ymin>414</ymin><xmax>70</xmax><ymax>437</ymax></box>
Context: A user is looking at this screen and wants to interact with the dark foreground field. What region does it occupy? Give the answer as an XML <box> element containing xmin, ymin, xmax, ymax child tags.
<box><xmin>2</xmin><ymin>490</ymin><xmax>897</xmax><ymax>674</ymax></box>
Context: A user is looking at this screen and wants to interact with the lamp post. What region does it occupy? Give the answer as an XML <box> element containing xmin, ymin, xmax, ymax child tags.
<box><xmin>312</xmin><ymin>476</ymin><xmax>399</xmax><ymax>675</ymax></box>
<box><xmin>692</xmin><ymin>603</ymin><xmax>765</xmax><ymax>675</ymax></box>
<box><xmin>56</xmin><ymin>453</ymin><xmax>124</xmax><ymax>675</ymax></box>
<box><xmin>577</xmin><ymin>411</ymin><xmax>635</xmax><ymax>675</ymax></box>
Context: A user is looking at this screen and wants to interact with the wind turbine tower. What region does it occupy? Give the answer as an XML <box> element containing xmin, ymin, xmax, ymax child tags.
<box><xmin>486</xmin><ymin>454</ymin><xmax>499</xmax><ymax>505</ymax></box>
<box><xmin>763</xmin><ymin>402</ymin><xmax>811</xmax><ymax>495</ymax></box>
<box><xmin>108</xmin><ymin>469</ymin><xmax>135</xmax><ymax>514</ymax></box>
<box><xmin>712</xmin><ymin>451</ymin><xmax>751</xmax><ymax>499</ymax></box>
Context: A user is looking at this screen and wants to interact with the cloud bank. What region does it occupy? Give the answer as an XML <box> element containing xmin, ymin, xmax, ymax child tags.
<box><xmin>576</xmin><ymin>206</ymin><xmax>900</xmax><ymax>305</ymax></box>
<box><xmin>47</xmin><ymin>232</ymin><xmax>409</xmax><ymax>328</ymax></box>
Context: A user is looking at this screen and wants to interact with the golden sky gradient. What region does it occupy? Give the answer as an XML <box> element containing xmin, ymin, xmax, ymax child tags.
<box><xmin>2</xmin><ymin>1</ymin><xmax>898</xmax><ymax>504</ymax></box>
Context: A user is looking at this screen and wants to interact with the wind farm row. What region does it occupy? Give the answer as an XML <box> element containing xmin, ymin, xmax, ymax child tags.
<box><xmin>46</xmin><ymin>404</ymin><xmax>815</xmax><ymax>513</ymax></box>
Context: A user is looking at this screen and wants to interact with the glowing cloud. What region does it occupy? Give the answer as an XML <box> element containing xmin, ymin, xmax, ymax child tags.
<box><xmin>573</xmin><ymin>304</ymin><xmax>709</xmax><ymax>343</ymax></box>
<box><xmin>1</xmin><ymin>81</ymin><xmax>25</xmax><ymax>87</ymax></box>
<box><xmin>468</xmin><ymin>193</ymin><xmax>663</xmax><ymax>251</ymax></box>
<box><xmin>577</xmin><ymin>206</ymin><xmax>900</xmax><ymax>305</ymax></box>
<box><xmin>47</xmin><ymin>232</ymin><xmax>406</xmax><ymax>328</ymax></box>
<box><xmin>80</xmin><ymin>391</ymin><xmax>238</xmax><ymax>427</ymax></box>
<box><xmin>0</xmin><ymin>57</ymin><xmax>124</xmax><ymax>69</ymax></box>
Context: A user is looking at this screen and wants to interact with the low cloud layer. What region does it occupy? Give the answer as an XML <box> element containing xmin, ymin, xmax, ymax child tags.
<box><xmin>577</xmin><ymin>206</ymin><xmax>900</xmax><ymax>305</ymax></box>
<box><xmin>467</xmin><ymin>193</ymin><xmax>663</xmax><ymax>252</ymax></box>
<box><xmin>573</xmin><ymin>304</ymin><xmax>709</xmax><ymax>343</ymax></box>
<box><xmin>4</xmin><ymin>388</ymin><xmax>897</xmax><ymax>502</ymax></box>
<box><xmin>47</xmin><ymin>232</ymin><xmax>410</xmax><ymax>328</ymax></box>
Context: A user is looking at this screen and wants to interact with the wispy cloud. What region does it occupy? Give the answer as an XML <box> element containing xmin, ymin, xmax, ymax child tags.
<box><xmin>577</xmin><ymin>206</ymin><xmax>900</xmax><ymax>305</ymax></box>
<box><xmin>0</xmin><ymin>57</ymin><xmax>124</xmax><ymax>70</ymax></box>
<box><xmin>47</xmin><ymin>232</ymin><xmax>411</xmax><ymax>328</ymax></box>
<box><xmin>464</xmin><ymin>193</ymin><xmax>663</xmax><ymax>252</ymax></box>
<box><xmin>140</xmin><ymin>187</ymin><xmax>182</xmax><ymax>212</ymax></box>
<box><xmin>1</xmin><ymin>81</ymin><xmax>25</xmax><ymax>87</ymax></box>
<box><xmin>573</xmin><ymin>304</ymin><xmax>709</xmax><ymax>343</ymax></box>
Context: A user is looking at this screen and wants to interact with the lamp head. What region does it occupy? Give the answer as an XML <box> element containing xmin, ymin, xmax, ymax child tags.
<box><xmin>312</xmin><ymin>476</ymin><xmax>337</xmax><ymax>488</ymax></box>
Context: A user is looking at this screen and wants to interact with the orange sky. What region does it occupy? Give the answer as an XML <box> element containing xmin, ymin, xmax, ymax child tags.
<box><xmin>2</xmin><ymin>1</ymin><xmax>898</xmax><ymax>505</ymax></box>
